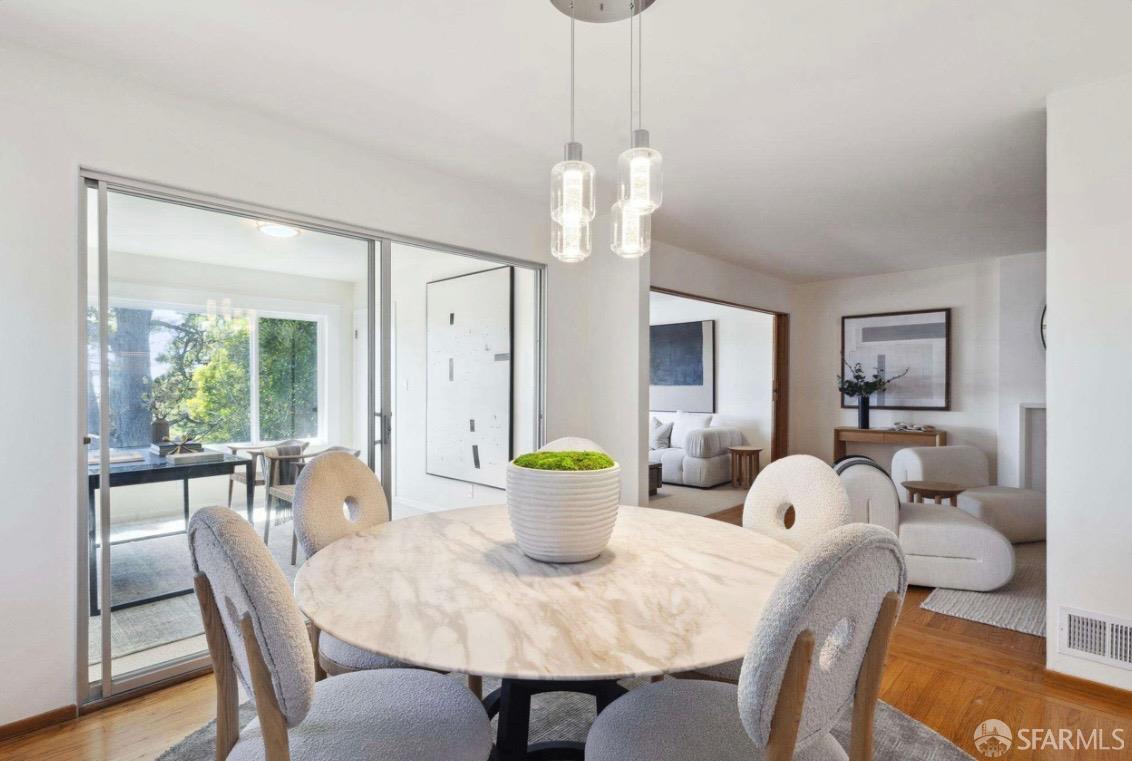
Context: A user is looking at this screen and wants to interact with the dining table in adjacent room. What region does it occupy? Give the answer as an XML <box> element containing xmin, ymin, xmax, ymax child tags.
<box><xmin>293</xmin><ymin>503</ymin><xmax>798</xmax><ymax>761</ymax></box>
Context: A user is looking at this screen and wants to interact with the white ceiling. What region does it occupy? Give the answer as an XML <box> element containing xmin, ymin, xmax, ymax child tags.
<box><xmin>94</xmin><ymin>192</ymin><xmax>369</xmax><ymax>282</ymax></box>
<box><xmin>9</xmin><ymin>0</ymin><xmax>1132</xmax><ymax>281</ymax></box>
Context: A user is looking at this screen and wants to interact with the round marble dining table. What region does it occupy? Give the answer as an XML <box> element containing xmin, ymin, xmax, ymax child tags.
<box><xmin>294</xmin><ymin>504</ymin><xmax>797</xmax><ymax>760</ymax></box>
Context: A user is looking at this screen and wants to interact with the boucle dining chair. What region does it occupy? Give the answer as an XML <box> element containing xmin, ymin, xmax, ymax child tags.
<box><xmin>743</xmin><ymin>454</ymin><xmax>854</xmax><ymax>551</ymax></box>
<box><xmin>277</xmin><ymin>446</ymin><xmax>362</xmax><ymax>566</ymax></box>
<box><xmin>682</xmin><ymin>455</ymin><xmax>856</xmax><ymax>684</ymax></box>
<box><xmin>587</xmin><ymin>523</ymin><xmax>907</xmax><ymax>761</ymax></box>
<box><xmin>188</xmin><ymin>507</ymin><xmax>492</xmax><ymax>761</ymax></box>
<box><xmin>290</xmin><ymin>451</ymin><xmax>398</xmax><ymax>679</ymax></box>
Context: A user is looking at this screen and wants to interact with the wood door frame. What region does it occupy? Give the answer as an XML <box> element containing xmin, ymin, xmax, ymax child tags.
<box><xmin>649</xmin><ymin>287</ymin><xmax>789</xmax><ymax>462</ymax></box>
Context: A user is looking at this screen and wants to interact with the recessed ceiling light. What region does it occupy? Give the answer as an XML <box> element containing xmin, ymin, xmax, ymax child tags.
<box><xmin>256</xmin><ymin>221</ymin><xmax>300</xmax><ymax>238</ymax></box>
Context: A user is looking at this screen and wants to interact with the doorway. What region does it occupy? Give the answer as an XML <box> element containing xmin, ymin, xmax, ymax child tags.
<box><xmin>646</xmin><ymin>287</ymin><xmax>788</xmax><ymax>516</ymax></box>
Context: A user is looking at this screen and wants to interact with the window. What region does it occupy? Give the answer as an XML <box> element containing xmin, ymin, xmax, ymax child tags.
<box><xmin>258</xmin><ymin>317</ymin><xmax>319</xmax><ymax>440</ymax></box>
<box><xmin>87</xmin><ymin>305</ymin><xmax>320</xmax><ymax>446</ymax></box>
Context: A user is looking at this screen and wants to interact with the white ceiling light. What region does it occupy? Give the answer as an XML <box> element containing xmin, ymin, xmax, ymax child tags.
<box><xmin>256</xmin><ymin>221</ymin><xmax>301</xmax><ymax>238</ymax></box>
<box><xmin>549</xmin><ymin>1</ymin><xmax>595</xmax><ymax>262</ymax></box>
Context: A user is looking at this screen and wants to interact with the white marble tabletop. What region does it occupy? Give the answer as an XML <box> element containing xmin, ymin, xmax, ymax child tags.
<box><xmin>294</xmin><ymin>504</ymin><xmax>798</xmax><ymax>681</ymax></box>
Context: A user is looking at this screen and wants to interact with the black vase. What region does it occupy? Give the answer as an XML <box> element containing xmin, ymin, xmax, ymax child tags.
<box><xmin>857</xmin><ymin>396</ymin><xmax>871</xmax><ymax>430</ymax></box>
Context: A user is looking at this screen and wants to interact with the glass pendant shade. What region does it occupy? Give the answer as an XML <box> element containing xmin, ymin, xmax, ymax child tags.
<box><xmin>618</xmin><ymin>145</ymin><xmax>662</xmax><ymax>213</ymax></box>
<box><xmin>551</xmin><ymin>158</ymin><xmax>596</xmax><ymax>226</ymax></box>
<box><xmin>551</xmin><ymin>218</ymin><xmax>592</xmax><ymax>263</ymax></box>
<box><xmin>610</xmin><ymin>200</ymin><xmax>651</xmax><ymax>258</ymax></box>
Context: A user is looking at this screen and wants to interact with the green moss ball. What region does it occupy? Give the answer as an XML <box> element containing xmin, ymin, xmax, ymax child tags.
<box><xmin>512</xmin><ymin>450</ymin><xmax>615</xmax><ymax>471</ymax></box>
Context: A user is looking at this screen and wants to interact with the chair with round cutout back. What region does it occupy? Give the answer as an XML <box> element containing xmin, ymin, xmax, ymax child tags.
<box><xmin>743</xmin><ymin>454</ymin><xmax>854</xmax><ymax>550</ymax></box>
<box><xmin>187</xmin><ymin>507</ymin><xmax>491</xmax><ymax>761</ymax></box>
<box><xmin>290</xmin><ymin>450</ymin><xmax>397</xmax><ymax>678</ymax></box>
<box><xmin>586</xmin><ymin>523</ymin><xmax>907</xmax><ymax>761</ymax></box>
<box><xmin>683</xmin><ymin>454</ymin><xmax>854</xmax><ymax>683</ymax></box>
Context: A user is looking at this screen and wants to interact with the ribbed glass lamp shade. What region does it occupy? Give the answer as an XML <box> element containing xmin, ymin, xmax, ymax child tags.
<box><xmin>617</xmin><ymin>146</ymin><xmax>662</xmax><ymax>213</ymax></box>
<box><xmin>552</xmin><ymin>218</ymin><xmax>592</xmax><ymax>263</ymax></box>
<box><xmin>551</xmin><ymin>160</ymin><xmax>596</xmax><ymax>225</ymax></box>
<box><xmin>610</xmin><ymin>201</ymin><xmax>651</xmax><ymax>258</ymax></box>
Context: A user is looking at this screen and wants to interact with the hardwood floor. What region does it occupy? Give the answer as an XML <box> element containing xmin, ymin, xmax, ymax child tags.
<box><xmin>3</xmin><ymin>505</ymin><xmax>1130</xmax><ymax>760</ymax></box>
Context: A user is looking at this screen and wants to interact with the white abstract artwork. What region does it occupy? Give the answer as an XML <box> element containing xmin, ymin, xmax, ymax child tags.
<box><xmin>426</xmin><ymin>267</ymin><xmax>513</xmax><ymax>488</ymax></box>
<box><xmin>841</xmin><ymin>308</ymin><xmax>950</xmax><ymax>410</ymax></box>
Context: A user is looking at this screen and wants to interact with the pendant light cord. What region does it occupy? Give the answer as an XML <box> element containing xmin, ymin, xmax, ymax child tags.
<box><xmin>629</xmin><ymin>1</ymin><xmax>634</xmax><ymax>137</ymax></box>
<box><xmin>570</xmin><ymin>1</ymin><xmax>575</xmax><ymax>143</ymax></box>
<box><xmin>638</xmin><ymin>0</ymin><xmax>643</xmax><ymax>129</ymax></box>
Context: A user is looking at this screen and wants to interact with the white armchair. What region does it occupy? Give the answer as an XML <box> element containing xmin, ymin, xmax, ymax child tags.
<box><xmin>891</xmin><ymin>445</ymin><xmax>1046</xmax><ymax>543</ymax></box>
<box><xmin>836</xmin><ymin>455</ymin><xmax>1015</xmax><ymax>591</ymax></box>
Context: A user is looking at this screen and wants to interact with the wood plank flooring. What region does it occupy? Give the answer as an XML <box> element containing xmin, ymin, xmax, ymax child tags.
<box><xmin>3</xmin><ymin>505</ymin><xmax>1130</xmax><ymax>760</ymax></box>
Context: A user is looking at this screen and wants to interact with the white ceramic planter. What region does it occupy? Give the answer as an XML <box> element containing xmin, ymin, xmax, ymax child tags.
<box><xmin>506</xmin><ymin>461</ymin><xmax>621</xmax><ymax>563</ymax></box>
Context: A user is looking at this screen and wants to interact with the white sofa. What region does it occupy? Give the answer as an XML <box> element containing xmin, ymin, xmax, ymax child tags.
<box><xmin>648</xmin><ymin>412</ymin><xmax>744</xmax><ymax>488</ymax></box>
<box><xmin>890</xmin><ymin>445</ymin><xmax>1046</xmax><ymax>543</ymax></box>
<box><xmin>835</xmin><ymin>455</ymin><xmax>1015</xmax><ymax>591</ymax></box>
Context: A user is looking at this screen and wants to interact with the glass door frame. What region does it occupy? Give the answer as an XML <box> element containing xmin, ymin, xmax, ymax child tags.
<box><xmin>76</xmin><ymin>170</ymin><xmax>546</xmax><ymax>706</ymax></box>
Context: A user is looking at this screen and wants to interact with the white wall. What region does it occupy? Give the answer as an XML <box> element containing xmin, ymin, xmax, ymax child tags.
<box><xmin>1046</xmin><ymin>73</ymin><xmax>1132</xmax><ymax>691</ymax></box>
<box><xmin>649</xmin><ymin>292</ymin><xmax>775</xmax><ymax>452</ymax></box>
<box><xmin>996</xmin><ymin>252</ymin><xmax>1046</xmax><ymax>487</ymax></box>
<box><xmin>790</xmin><ymin>260</ymin><xmax>1002</xmax><ymax>471</ymax></box>
<box><xmin>650</xmin><ymin>241</ymin><xmax>794</xmax><ymax>315</ymax></box>
<box><xmin>0</xmin><ymin>41</ymin><xmax>619</xmax><ymax>724</ymax></box>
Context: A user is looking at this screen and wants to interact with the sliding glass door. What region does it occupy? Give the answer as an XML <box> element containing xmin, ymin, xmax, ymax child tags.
<box><xmin>79</xmin><ymin>174</ymin><xmax>543</xmax><ymax>704</ymax></box>
<box><xmin>81</xmin><ymin>179</ymin><xmax>379</xmax><ymax>699</ymax></box>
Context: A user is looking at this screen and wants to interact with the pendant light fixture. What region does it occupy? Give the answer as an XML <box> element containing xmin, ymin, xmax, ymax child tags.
<box><xmin>550</xmin><ymin>1</ymin><xmax>595</xmax><ymax>262</ymax></box>
<box><xmin>611</xmin><ymin>0</ymin><xmax>661</xmax><ymax>258</ymax></box>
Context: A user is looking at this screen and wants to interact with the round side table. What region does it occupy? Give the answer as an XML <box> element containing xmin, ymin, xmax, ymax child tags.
<box><xmin>901</xmin><ymin>480</ymin><xmax>966</xmax><ymax>506</ymax></box>
<box><xmin>729</xmin><ymin>446</ymin><xmax>763</xmax><ymax>489</ymax></box>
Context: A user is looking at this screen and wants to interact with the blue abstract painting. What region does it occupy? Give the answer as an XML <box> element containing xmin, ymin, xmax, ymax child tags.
<box><xmin>649</xmin><ymin>320</ymin><xmax>715</xmax><ymax>412</ymax></box>
<box><xmin>651</xmin><ymin>322</ymin><xmax>704</xmax><ymax>385</ymax></box>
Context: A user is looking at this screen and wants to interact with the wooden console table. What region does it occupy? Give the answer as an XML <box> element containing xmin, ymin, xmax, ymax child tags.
<box><xmin>832</xmin><ymin>426</ymin><xmax>947</xmax><ymax>460</ymax></box>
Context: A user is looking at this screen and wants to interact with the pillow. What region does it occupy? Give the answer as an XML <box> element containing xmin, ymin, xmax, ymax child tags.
<box><xmin>671</xmin><ymin>411</ymin><xmax>713</xmax><ymax>450</ymax></box>
<box><xmin>649</xmin><ymin>419</ymin><xmax>674</xmax><ymax>450</ymax></box>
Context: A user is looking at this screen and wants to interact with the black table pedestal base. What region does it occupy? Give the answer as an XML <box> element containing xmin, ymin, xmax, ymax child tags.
<box><xmin>484</xmin><ymin>678</ymin><xmax>626</xmax><ymax>761</ymax></box>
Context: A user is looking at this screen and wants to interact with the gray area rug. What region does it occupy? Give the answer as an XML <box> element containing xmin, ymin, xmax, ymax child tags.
<box><xmin>921</xmin><ymin>542</ymin><xmax>1045</xmax><ymax>636</ymax></box>
<box><xmin>157</xmin><ymin>677</ymin><xmax>972</xmax><ymax>760</ymax></box>
<box><xmin>648</xmin><ymin>482</ymin><xmax>747</xmax><ymax>517</ymax></box>
<box><xmin>90</xmin><ymin>517</ymin><xmax>301</xmax><ymax>664</ymax></box>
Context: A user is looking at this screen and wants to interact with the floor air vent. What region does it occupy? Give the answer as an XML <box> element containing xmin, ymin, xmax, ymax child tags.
<box><xmin>1059</xmin><ymin>607</ymin><xmax>1132</xmax><ymax>670</ymax></box>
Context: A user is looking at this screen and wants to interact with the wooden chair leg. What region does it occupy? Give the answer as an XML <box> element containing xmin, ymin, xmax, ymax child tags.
<box><xmin>193</xmin><ymin>574</ymin><xmax>240</xmax><ymax>761</ymax></box>
<box><xmin>849</xmin><ymin>592</ymin><xmax>901</xmax><ymax>761</ymax></box>
<box><xmin>467</xmin><ymin>674</ymin><xmax>482</xmax><ymax>699</ymax></box>
<box><xmin>307</xmin><ymin>622</ymin><xmax>326</xmax><ymax>682</ymax></box>
<box><xmin>263</xmin><ymin>495</ymin><xmax>272</xmax><ymax>544</ymax></box>
<box><xmin>765</xmin><ymin>630</ymin><xmax>815</xmax><ymax>761</ymax></box>
<box><xmin>241</xmin><ymin>615</ymin><xmax>291</xmax><ymax>761</ymax></box>
<box><xmin>227</xmin><ymin>478</ymin><xmax>234</xmax><ymax>508</ymax></box>
<box><xmin>291</xmin><ymin>531</ymin><xmax>298</xmax><ymax>566</ymax></box>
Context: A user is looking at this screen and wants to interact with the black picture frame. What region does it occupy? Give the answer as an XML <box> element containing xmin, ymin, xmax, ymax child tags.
<box><xmin>840</xmin><ymin>308</ymin><xmax>951</xmax><ymax>411</ymax></box>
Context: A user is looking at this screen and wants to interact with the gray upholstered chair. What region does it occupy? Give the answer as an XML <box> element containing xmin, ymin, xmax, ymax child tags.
<box><xmin>742</xmin><ymin>454</ymin><xmax>854</xmax><ymax>551</ymax></box>
<box><xmin>188</xmin><ymin>507</ymin><xmax>492</xmax><ymax>761</ymax></box>
<box><xmin>278</xmin><ymin>446</ymin><xmax>362</xmax><ymax>566</ymax></box>
<box><xmin>587</xmin><ymin>524</ymin><xmax>907</xmax><ymax>761</ymax></box>
<box><xmin>289</xmin><ymin>451</ymin><xmax>399</xmax><ymax>678</ymax></box>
